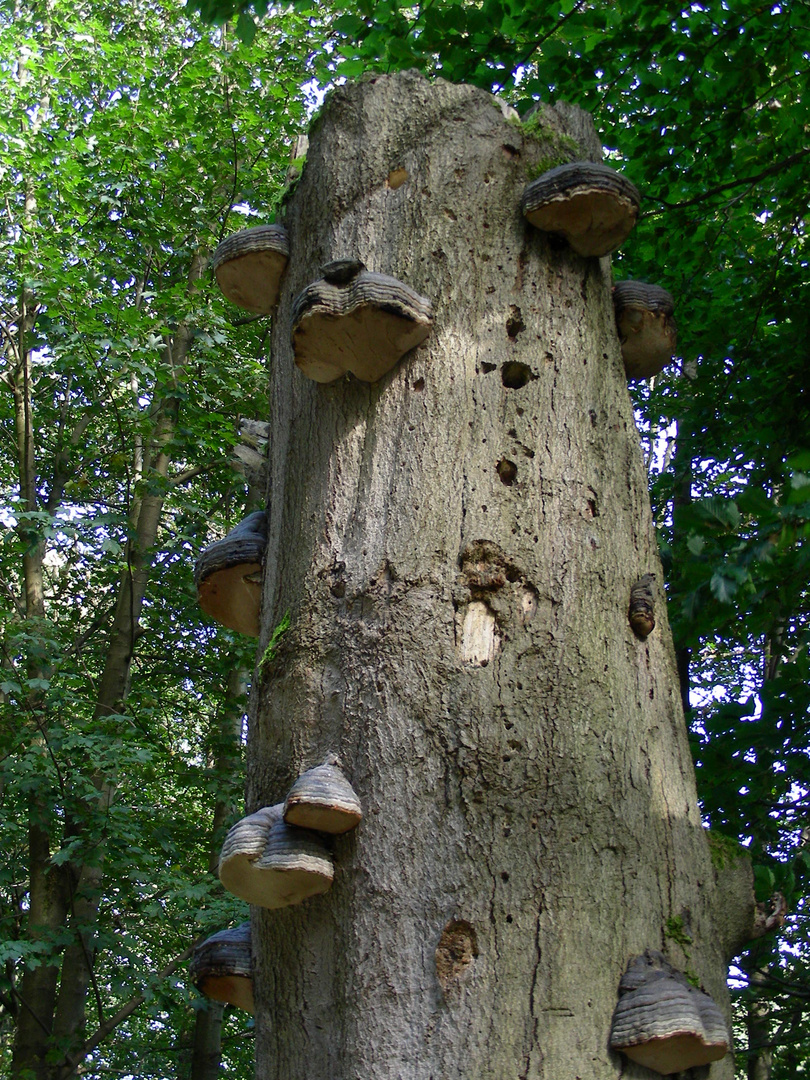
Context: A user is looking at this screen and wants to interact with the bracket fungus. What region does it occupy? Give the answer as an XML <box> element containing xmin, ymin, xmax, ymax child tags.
<box><xmin>291</xmin><ymin>259</ymin><xmax>433</xmax><ymax>383</ymax></box>
<box><xmin>191</xmin><ymin>922</ymin><xmax>254</xmax><ymax>1014</ymax></box>
<box><xmin>194</xmin><ymin>511</ymin><xmax>267</xmax><ymax>638</ymax></box>
<box><xmin>520</xmin><ymin>162</ymin><xmax>640</xmax><ymax>257</ymax></box>
<box><xmin>613</xmin><ymin>280</ymin><xmax>677</xmax><ymax>380</ymax></box>
<box><xmin>283</xmin><ymin>763</ymin><xmax>363</xmax><ymax>835</ymax></box>
<box><xmin>212</xmin><ymin>225</ymin><xmax>290</xmax><ymax>314</ymax></box>
<box><xmin>629</xmin><ymin>573</ymin><xmax>656</xmax><ymax>639</ymax></box>
<box><xmin>609</xmin><ymin>951</ymin><xmax>730</xmax><ymax>1075</ymax></box>
<box><xmin>219</xmin><ymin>804</ymin><xmax>334</xmax><ymax>909</ymax></box>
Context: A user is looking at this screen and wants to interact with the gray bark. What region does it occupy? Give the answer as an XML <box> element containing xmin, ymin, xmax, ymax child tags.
<box><xmin>249</xmin><ymin>72</ymin><xmax>752</xmax><ymax>1080</ymax></box>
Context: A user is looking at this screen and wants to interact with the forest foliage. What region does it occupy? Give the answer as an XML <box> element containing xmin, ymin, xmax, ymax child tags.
<box><xmin>1</xmin><ymin>0</ymin><xmax>808</xmax><ymax>1076</ymax></box>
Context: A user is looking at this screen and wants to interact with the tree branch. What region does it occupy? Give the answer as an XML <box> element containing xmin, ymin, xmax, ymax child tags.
<box><xmin>57</xmin><ymin>942</ymin><xmax>198</xmax><ymax>1078</ymax></box>
<box><xmin>648</xmin><ymin>149</ymin><xmax>810</xmax><ymax>211</ymax></box>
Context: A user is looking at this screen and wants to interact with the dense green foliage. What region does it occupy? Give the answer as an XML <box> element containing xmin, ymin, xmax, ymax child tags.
<box><xmin>2</xmin><ymin>0</ymin><xmax>809</xmax><ymax>1075</ymax></box>
<box><xmin>0</xmin><ymin>0</ymin><xmax>320</xmax><ymax>1074</ymax></box>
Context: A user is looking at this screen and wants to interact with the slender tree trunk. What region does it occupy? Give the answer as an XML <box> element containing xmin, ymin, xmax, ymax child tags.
<box><xmin>191</xmin><ymin>1002</ymin><xmax>225</xmax><ymax>1080</ymax></box>
<box><xmin>190</xmin><ymin>665</ymin><xmax>248</xmax><ymax>1080</ymax></box>
<box><xmin>746</xmin><ymin>963</ymin><xmax>774</xmax><ymax>1080</ymax></box>
<box><xmin>249</xmin><ymin>73</ymin><xmax>754</xmax><ymax>1079</ymax></box>
<box><xmin>11</xmin><ymin>280</ymin><xmax>69</xmax><ymax>1080</ymax></box>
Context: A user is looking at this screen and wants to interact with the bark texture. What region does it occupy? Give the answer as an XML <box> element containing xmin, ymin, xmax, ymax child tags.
<box><xmin>249</xmin><ymin>72</ymin><xmax>750</xmax><ymax>1080</ymax></box>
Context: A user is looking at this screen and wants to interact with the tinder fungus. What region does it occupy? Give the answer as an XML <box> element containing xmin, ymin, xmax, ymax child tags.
<box><xmin>291</xmin><ymin>259</ymin><xmax>433</xmax><ymax>383</ymax></box>
<box><xmin>521</xmin><ymin>162</ymin><xmax>640</xmax><ymax>257</ymax></box>
<box><xmin>194</xmin><ymin>511</ymin><xmax>266</xmax><ymax>638</ymax></box>
<box><xmin>219</xmin><ymin>804</ymin><xmax>334</xmax><ymax>909</ymax></box>
<box><xmin>610</xmin><ymin>951</ymin><xmax>730</xmax><ymax>1075</ymax></box>
<box><xmin>212</xmin><ymin>225</ymin><xmax>290</xmax><ymax>314</ymax></box>
<box><xmin>191</xmin><ymin>922</ymin><xmax>254</xmax><ymax>1014</ymax></box>
<box><xmin>629</xmin><ymin>574</ymin><xmax>656</xmax><ymax>639</ymax></box>
<box><xmin>283</xmin><ymin>763</ymin><xmax>363</xmax><ymax>835</ymax></box>
<box><xmin>613</xmin><ymin>280</ymin><xmax>677</xmax><ymax>380</ymax></box>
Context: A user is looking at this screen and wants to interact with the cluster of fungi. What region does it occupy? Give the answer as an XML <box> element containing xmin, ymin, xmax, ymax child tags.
<box><xmin>190</xmin><ymin>107</ymin><xmax>729</xmax><ymax>1076</ymax></box>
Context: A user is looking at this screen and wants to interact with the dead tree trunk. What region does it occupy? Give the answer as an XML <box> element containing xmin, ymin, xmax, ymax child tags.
<box><xmin>249</xmin><ymin>72</ymin><xmax>755</xmax><ymax>1079</ymax></box>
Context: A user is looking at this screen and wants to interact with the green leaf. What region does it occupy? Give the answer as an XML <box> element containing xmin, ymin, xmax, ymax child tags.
<box><xmin>235</xmin><ymin>11</ymin><xmax>257</xmax><ymax>44</ymax></box>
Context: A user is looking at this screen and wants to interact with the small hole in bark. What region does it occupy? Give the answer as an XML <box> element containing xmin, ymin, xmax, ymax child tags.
<box><xmin>412</xmin><ymin>377</ymin><xmax>425</xmax><ymax>391</ymax></box>
<box><xmin>387</xmin><ymin>167</ymin><xmax>408</xmax><ymax>188</ymax></box>
<box><xmin>506</xmin><ymin>914</ymin><xmax>513</xmax><ymax>923</ymax></box>
<box><xmin>497</xmin><ymin>459</ymin><xmax>517</xmax><ymax>486</ymax></box>
<box><xmin>436</xmin><ymin>919</ymin><xmax>478</xmax><ymax>991</ymax></box>
<box><xmin>506</xmin><ymin>306</ymin><xmax>525</xmax><ymax>341</ymax></box>
<box><xmin>501</xmin><ymin>872</ymin><xmax>509</xmax><ymax>882</ymax></box>
<box><xmin>481</xmin><ymin>362</ymin><xmax>496</xmax><ymax>374</ymax></box>
<box><xmin>501</xmin><ymin>361</ymin><xmax>532</xmax><ymax>389</ymax></box>
<box><xmin>502</xmin><ymin>143</ymin><xmax>520</xmax><ymax>159</ymax></box>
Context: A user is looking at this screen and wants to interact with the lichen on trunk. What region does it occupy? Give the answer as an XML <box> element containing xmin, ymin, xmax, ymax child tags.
<box><xmin>249</xmin><ymin>71</ymin><xmax>750</xmax><ymax>1079</ymax></box>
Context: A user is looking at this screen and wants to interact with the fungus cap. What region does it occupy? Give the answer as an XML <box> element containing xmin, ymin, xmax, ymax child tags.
<box><xmin>291</xmin><ymin>262</ymin><xmax>433</xmax><ymax>383</ymax></box>
<box><xmin>284</xmin><ymin>763</ymin><xmax>363</xmax><ymax>834</ymax></box>
<box><xmin>195</xmin><ymin>511</ymin><xmax>267</xmax><ymax>637</ymax></box>
<box><xmin>212</xmin><ymin>225</ymin><xmax>290</xmax><ymax>314</ymax></box>
<box><xmin>190</xmin><ymin>922</ymin><xmax>254</xmax><ymax>1014</ymax></box>
<box><xmin>521</xmin><ymin>162</ymin><xmax>640</xmax><ymax>257</ymax></box>
<box><xmin>613</xmin><ymin>280</ymin><xmax>677</xmax><ymax>380</ymax></box>
<box><xmin>219</xmin><ymin>804</ymin><xmax>334</xmax><ymax>909</ymax></box>
<box><xmin>610</xmin><ymin>951</ymin><xmax>730</xmax><ymax>1075</ymax></box>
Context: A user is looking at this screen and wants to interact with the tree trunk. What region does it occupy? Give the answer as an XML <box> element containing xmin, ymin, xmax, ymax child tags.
<box><xmin>189</xmin><ymin>664</ymin><xmax>248</xmax><ymax>1080</ymax></box>
<box><xmin>746</xmin><ymin>964</ymin><xmax>773</xmax><ymax>1080</ymax></box>
<box><xmin>249</xmin><ymin>72</ymin><xmax>752</xmax><ymax>1080</ymax></box>
<box><xmin>10</xmin><ymin>276</ymin><xmax>69</xmax><ymax>1080</ymax></box>
<box><xmin>11</xmin><ymin>253</ymin><xmax>208</xmax><ymax>1080</ymax></box>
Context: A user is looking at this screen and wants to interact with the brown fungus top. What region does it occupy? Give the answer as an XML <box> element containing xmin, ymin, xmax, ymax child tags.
<box><xmin>194</xmin><ymin>511</ymin><xmax>267</xmax><ymax>638</ymax></box>
<box><xmin>212</xmin><ymin>225</ymin><xmax>290</xmax><ymax>314</ymax></box>
<box><xmin>291</xmin><ymin>262</ymin><xmax>433</xmax><ymax>383</ymax></box>
<box><xmin>610</xmin><ymin>951</ymin><xmax>730</xmax><ymax>1075</ymax></box>
<box><xmin>613</xmin><ymin>280</ymin><xmax>677</xmax><ymax>380</ymax></box>
<box><xmin>521</xmin><ymin>161</ymin><xmax>640</xmax><ymax>257</ymax></box>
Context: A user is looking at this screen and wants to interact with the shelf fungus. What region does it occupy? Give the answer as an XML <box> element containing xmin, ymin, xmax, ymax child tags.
<box><xmin>629</xmin><ymin>574</ymin><xmax>656</xmax><ymax>639</ymax></box>
<box><xmin>284</xmin><ymin>763</ymin><xmax>363</xmax><ymax>835</ymax></box>
<box><xmin>219</xmin><ymin>804</ymin><xmax>334</xmax><ymax>909</ymax></box>
<box><xmin>291</xmin><ymin>260</ymin><xmax>433</xmax><ymax>383</ymax></box>
<box><xmin>520</xmin><ymin>162</ymin><xmax>640</xmax><ymax>257</ymax></box>
<box><xmin>212</xmin><ymin>225</ymin><xmax>290</xmax><ymax>314</ymax></box>
<box><xmin>609</xmin><ymin>951</ymin><xmax>730</xmax><ymax>1075</ymax></box>
<box><xmin>613</xmin><ymin>280</ymin><xmax>677</xmax><ymax>380</ymax></box>
<box><xmin>190</xmin><ymin>922</ymin><xmax>254</xmax><ymax>1014</ymax></box>
<box><xmin>194</xmin><ymin>511</ymin><xmax>266</xmax><ymax>638</ymax></box>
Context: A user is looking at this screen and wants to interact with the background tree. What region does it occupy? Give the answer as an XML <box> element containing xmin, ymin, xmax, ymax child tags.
<box><xmin>0</xmin><ymin>0</ymin><xmax>320</xmax><ymax>1074</ymax></box>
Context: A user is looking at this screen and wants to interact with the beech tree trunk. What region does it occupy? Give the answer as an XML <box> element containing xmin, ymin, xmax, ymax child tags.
<box><xmin>250</xmin><ymin>72</ymin><xmax>753</xmax><ymax>1080</ymax></box>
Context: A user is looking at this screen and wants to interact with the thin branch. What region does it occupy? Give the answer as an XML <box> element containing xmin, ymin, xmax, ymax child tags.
<box><xmin>57</xmin><ymin>942</ymin><xmax>198</xmax><ymax>1078</ymax></box>
<box><xmin>168</xmin><ymin>461</ymin><xmax>217</xmax><ymax>487</ymax></box>
<box><xmin>648</xmin><ymin>149</ymin><xmax>810</xmax><ymax>211</ymax></box>
<box><xmin>520</xmin><ymin>0</ymin><xmax>591</xmax><ymax>72</ymax></box>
